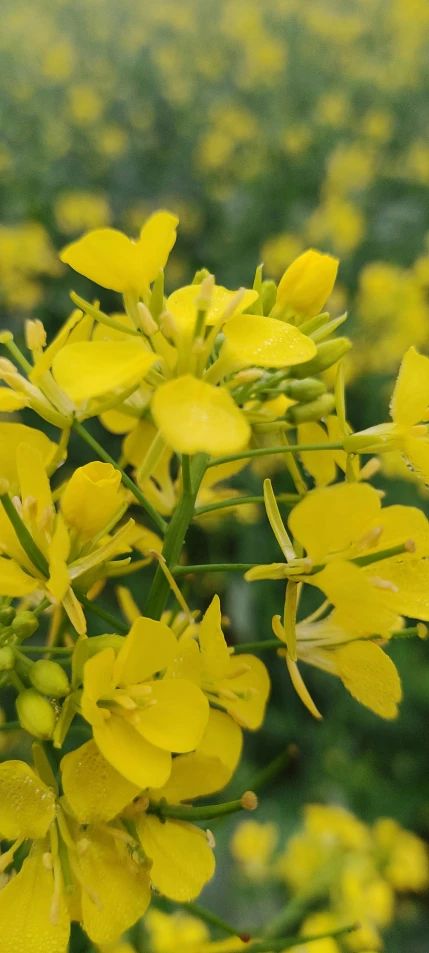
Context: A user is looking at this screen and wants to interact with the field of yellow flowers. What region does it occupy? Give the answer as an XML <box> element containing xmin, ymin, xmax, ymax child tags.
<box><xmin>1</xmin><ymin>1</ymin><xmax>429</xmax><ymax>951</ymax></box>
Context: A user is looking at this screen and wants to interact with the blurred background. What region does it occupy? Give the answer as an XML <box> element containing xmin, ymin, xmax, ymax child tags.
<box><xmin>1</xmin><ymin>0</ymin><xmax>429</xmax><ymax>950</ymax></box>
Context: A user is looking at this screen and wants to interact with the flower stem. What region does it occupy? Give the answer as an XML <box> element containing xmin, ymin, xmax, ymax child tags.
<box><xmin>148</xmin><ymin>797</ymin><xmax>247</xmax><ymax>821</ymax></box>
<box><xmin>247</xmin><ymin>924</ymin><xmax>357</xmax><ymax>953</ymax></box>
<box><xmin>233</xmin><ymin>639</ymin><xmax>281</xmax><ymax>654</ymax></box>
<box><xmin>207</xmin><ymin>442</ymin><xmax>343</xmax><ymax>468</ymax></box>
<box><xmin>72</xmin><ymin>420</ymin><xmax>167</xmax><ymax>534</ymax></box>
<box><xmin>78</xmin><ymin>593</ymin><xmax>129</xmax><ymax>634</ymax></box>
<box><xmin>183</xmin><ymin>901</ymin><xmax>247</xmax><ymax>940</ymax></box>
<box><xmin>194</xmin><ymin>493</ymin><xmax>300</xmax><ymax>517</ymax></box>
<box><xmin>144</xmin><ymin>453</ymin><xmax>209</xmax><ymax>620</ymax></box>
<box><xmin>173</xmin><ymin>563</ymin><xmax>256</xmax><ymax>577</ymax></box>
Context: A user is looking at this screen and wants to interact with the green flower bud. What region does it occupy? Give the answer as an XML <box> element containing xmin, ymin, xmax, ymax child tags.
<box><xmin>0</xmin><ymin>646</ymin><xmax>15</xmax><ymax>672</ymax></box>
<box><xmin>286</xmin><ymin>393</ymin><xmax>336</xmax><ymax>424</ymax></box>
<box><xmin>11</xmin><ymin>611</ymin><xmax>39</xmax><ymax>642</ymax></box>
<box><xmin>30</xmin><ymin>660</ymin><xmax>70</xmax><ymax>698</ymax></box>
<box><xmin>261</xmin><ymin>280</ymin><xmax>277</xmax><ymax>315</ymax></box>
<box><xmin>16</xmin><ymin>688</ymin><xmax>56</xmax><ymax>739</ymax></box>
<box><xmin>283</xmin><ymin>378</ymin><xmax>327</xmax><ymax>402</ymax></box>
<box><xmin>292</xmin><ymin>338</ymin><xmax>352</xmax><ymax>378</ymax></box>
<box><xmin>0</xmin><ymin>606</ymin><xmax>15</xmax><ymax>626</ymax></box>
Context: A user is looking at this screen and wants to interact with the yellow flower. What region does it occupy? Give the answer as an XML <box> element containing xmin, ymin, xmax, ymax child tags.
<box><xmin>0</xmin><ymin>443</ymin><xmax>134</xmax><ymax>636</ymax></box>
<box><xmin>60</xmin><ymin>210</ymin><xmax>178</xmax><ymax>295</ymax></box>
<box><xmin>345</xmin><ymin>346</ymin><xmax>429</xmax><ymax>485</ymax></box>
<box><xmin>0</xmin><ymin>422</ymin><xmax>58</xmax><ymax>492</ymax></box>
<box><xmin>175</xmin><ymin>596</ymin><xmax>270</xmax><ymax>730</ymax></box>
<box><xmin>166</xmin><ymin>282</ymin><xmax>258</xmax><ymax>330</ymax></box>
<box><xmin>276</xmin><ymin>249</ymin><xmax>339</xmax><ymax>319</ymax></box>
<box><xmin>373</xmin><ymin>818</ymin><xmax>429</xmax><ymax>892</ymax></box>
<box><xmin>0</xmin><ymin>750</ymin><xmax>151</xmax><ymax>952</ymax></box>
<box><xmin>231</xmin><ymin>820</ymin><xmax>278</xmax><ymax>880</ymax></box>
<box><xmin>152</xmin><ymin>375</ymin><xmax>251</xmax><ymax>456</ymax></box>
<box><xmin>60</xmin><ymin>461</ymin><xmax>123</xmax><ymax>541</ymax></box>
<box><xmin>79</xmin><ymin>615</ymin><xmax>210</xmax><ymax>787</ymax></box>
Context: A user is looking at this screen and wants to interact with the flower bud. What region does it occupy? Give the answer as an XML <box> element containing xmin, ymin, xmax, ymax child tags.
<box><xmin>261</xmin><ymin>280</ymin><xmax>277</xmax><ymax>315</ymax></box>
<box><xmin>11</xmin><ymin>611</ymin><xmax>39</xmax><ymax>642</ymax></box>
<box><xmin>286</xmin><ymin>393</ymin><xmax>336</xmax><ymax>424</ymax></box>
<box><xmin>16</xmin><ymin>688</ymin><xmax>56</xmax><ymax>739</ymax></box>
<box><xmin>0</xmin><ymin>646</ymin><xmax>15</xmax><ymax>672</ymax></box>
<box><xmin>0</xmin><ymin>606</ymin><xmax>15</xmax><ymax>626</ymax></box>
<box><xmin>61</xmin><ymin>461</ymin><xmax>122</xmax><ymax>540</ymax></box>
<box><xmin>292</xmin><ymin>337</ymin><xmax>351</xmax><ymax>378</ymax></box>
<box><xmin>30</xmin><ymin>660</ymin><xmax>70</xmax><ymax>697</ymax></box>
<box><xmin>277</xmin><ymin>249</ymin><xmax>339</xmax><ymax>318</ymax></box>
<box><xmin>283</xmin><ymin>377</ymin><xmax>327</xmax><ymax>402</ymax></box>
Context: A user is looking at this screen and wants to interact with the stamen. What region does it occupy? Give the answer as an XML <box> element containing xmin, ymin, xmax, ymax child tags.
<box><xmin>369</xmin><ymin>576</ymin><xmax>399</xmax><ymax>593</ymax></box>
<box><xmin>206</xmin><ymin>829</ymin><xmax>216</xmax><ymax>848</ymax></box>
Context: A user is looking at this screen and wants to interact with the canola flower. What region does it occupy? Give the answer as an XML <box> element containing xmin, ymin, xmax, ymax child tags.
<box><xmin>1</xmin><ymin>207</ymin><xmax>429</xmax><ymax>952</ymax></box>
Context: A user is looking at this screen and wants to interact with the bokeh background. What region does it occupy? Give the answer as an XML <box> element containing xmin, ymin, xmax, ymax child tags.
<box><xmin>2</xmin><ymin>0</ymin><xmax>429</xmax><ymax>950</ymax></box>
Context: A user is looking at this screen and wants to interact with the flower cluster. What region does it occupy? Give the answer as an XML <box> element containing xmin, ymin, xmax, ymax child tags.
<box><xmin>0</xmin><ymin>210</ymin><xmax>429</xmax><ymax>950</ymax></box>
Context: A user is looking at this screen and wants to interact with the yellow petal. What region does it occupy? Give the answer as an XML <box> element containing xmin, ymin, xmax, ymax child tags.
<box><xmin>219</xmin><ymin>654</ymin><xmax>270</xmax><ymax>730</ymax></box>
<box><xmin>297</xmin><ymin>422</ymin><xmax>337</xmax><ymax>487</ymax></box>
<box><xmin>151</xmin><ymin>375</ymin><xmax>250</xmax><ymax>455</ymax></box>
<box><xmin>137</xmin><ymin>211</ymin><xmax>179</xmax><ymax>286</ymax></box>
<box><xmin>0</xmin><ymin>760</ymin><xmax>56</xmax><ymax>839</ymax></box>
<box><xmin>313</xmin><ymin>560</ymin><xmax>400</xmax><ymax>637</ymax></box>
<box><xmin>363</xmin><ymin>504</ymin><xmax>429</xmax><ymax>558</ymax></box>
<box><xmin>277</xmin><ymin>249</ymin><xmax>339</xmax><ymax>317</ymax></box>
<box><xmin>52</xmin><ymin>341</ymin><xmax>156</xmax><ymax>403</ymax></box>
<box><xmin>168</xmin><ymin>634</ymin><xmax>202</xmax><ymax>682</ymax></box>
<box><xmin>0</xmin><ymin>423</ymin><xmax>57</xmax><ymax>493</ymax></box>
<box><xmin>221</xmin><ymin>315</ymin><xmax>316</xmax><ymax>369</ymax></box>
<box><xmin>16</xmin><ymin>442</ymin><xmax>52</xmax><ymax>519</ymax></box>
<box><xmin>167</xmin><ymin>284</ymin><xmax>258</xmax><ymax>331</ymax></box>
<box><xmin>335</xmin><ymin>641</ymin><xmax>402</xmax><ymax>719</ymax></box>
<box><xmin>286</xmin><ymin>654</ymin><xmax>322</xmax><ymax>720</ymax></box>
<box><xmin>83</xmin><ymin>648</ymin><xmax>115</xmax><ymax>704</ymax></box>
<box><xmin>198</xmin><ymin>708</ymin><xmax>243</xmax><ymax>775</ymax></box>
<box><xmin>198</xmin><ymin>595</ymin><xmax>230</xmax><ymax>678</ymax></box>
<box><xmin>99</xmin><ymin>408</ymin><xmax>138</xmax><ymax>433</ymax></box>
<box><xmin>79</xmin><ymin>825</ymin><xmax>151</xmax><ymax>945</ymax></box>
<box><xmin>0</xmin><ymin>845</ymin><xmax>70</xmax><ymax>953</ymax></box>
<box><xmin>288</xmin><ymin>482</ymin><xmax>381</xmax><ymax>562</ymax></box>
<box><xmin>402</xmin><ymin>434</ymin><xmax>429</xmax><ymax>486</ymax></box>
<box><xmin>113</xmin><ymin>616</ymin><xmax>178</xmax><ymax>685</ymax></box>
<box><xmin>47</xmin><ymin>515</ymin><xmax>70</xmax><ymax>602</ymax></box>
<box><xmin>365</xmin><ymin>558</ymin><xmax>429</xmax><ymax>621</ymax></box>
<box><xmin>93</xmin><ymin>713</ymin><xmax>171</xmax><ymax>788</ymax></box>
<box><xmin>92</xmin><ymin>312</ymin><xmax>136</xmax><ymax>342</ymax></box>
<box><xmin>0</xmin><ymin>391</ymin><xmax>28</xmax><ymax>411</ymax></box>
<box><xmin>0</xmin><ymin>557</ymin><xmax>38</xmax><ymax>596</ymax></box>
<box><xmin>137</xmin><ymin>815</ymin><xmax>215</xmax><ymax>901</ymax></box>
<box><xmin>60</xmin><ymin>228</ymin><xmax>142</xmax><ymax>293</ymax></box>
<box><xmin>390</xmin><ymin>346</ymin><xmax>429</xmax><ymax>428</ymax></box>
<box><xmin>135</xmin><ymin>679</ymin><xmax>209</xmax><ymax>752</ymax></box>
<box><xmin>150</xmin><ymin>750</ymin><xmax>231</xmax><ymax>803</ymax></box>
<box><xmin>61</xmin><ymin>740</ymin><xmax>139</xmax><ymax>823</ymax></box>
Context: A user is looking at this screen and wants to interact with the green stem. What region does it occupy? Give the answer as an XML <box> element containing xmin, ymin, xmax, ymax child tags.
<box><xmin>247</xmin><ymin>748</ymin><xmax>295</xmax><ymax>793</ymax></box>
<box><xmin>183</xmin><ymin>902</ymin><xmax>246</xmax><ymax>940</ymax></box>
<box><xmin>78</xmin><ymin>594</ymin><xmax>129</xmax><ymax>635</ymax></box>
<box><xmin>144</xmin><ymin>453</ymin><xmax>209</xmax><ymax>620</ymax></box>
<box><xmin>194</xmin><ymin>494</ymin><xmax>299</xmax><ymax>517</ymax></box>
<box><xmin>233</xmin><ymin>639</ymin><xmax>280</xmax><ymax>654</ymax></box>
<box><xmin>248</xmin><ymin>924</ymin><xmax>357</xmax><ymax>953</ymax></box>
<box><xmin>0</xmin><ymin>720</ymin><xmax>21</xmax><ymax>731</ymax></box>
<box><xmin>173</xmin><ymin>563</ymin><xmax>255</xmax><ymax>577</ymax></box>
<box><xmin>19</xmin><ymin>645</ymin><xmax>73</xmax><ymax>655</ymax></box>
<box><xmin>72</xmin><ymin>420</ymin><xmax>167</xmax><ymax>534</ymax></box>
<box><xmin>33</xmin><ymin>597</ymin><xmax>51</xmax><ymax>617</ymax></box>
<box><xmin>182</xmin><ymin>455</ymin><xmax>192</xmax><ymax>495</ymax></box>
<box><xmin>207</xmin><ymin>442</ymin><xmax>343</xmax><ymax>468</ymax></box>
<box><xmin>0</xmin><ymin>494</ymin><xmax>48</xmax><ymax>577</ymax></box>
<box><xmin>2</xmin><ymin>337</ymin><xmax>33</xmax><ymax>374</ymax></box>
<box><xmin>148</xmin><ymin>797</ymin><xmax>246</xmax><ymax>821</ymax></box>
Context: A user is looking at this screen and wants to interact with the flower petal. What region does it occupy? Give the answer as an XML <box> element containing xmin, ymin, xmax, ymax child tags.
<box><xmin>60</xmin><ymin>228</ymin><xmax>140</xmax><ymax>293</ymax></box>
<box><xmin>47</xmin><ymin>515</ymin><xmax>70</xmax><ymax>602</ymax></box>
<box><xmin>313</xmin><ymin>560</ymin><xmax>401</xmax><ymax>637</ymax></box>
<box><xmin>113</xmin><ymin>616</ymin><xmax>178</xmax><ymax>685</ymax></box>
<box><xmin>0</xmin><ymin>846</ymin><xmax>70</xmax><ymax>953</ymax></box>
<box><xmin>135</xmin><ymin>678</ymin><xmax>209</xmax><ymax>752</ymax></box>
<box><xmin>137</xmin><ymin>815</ymin><xmax>215</xmax><ymax>901</ymax></box>
<box><xmin>198</xmin><ymin>708</ymin><xmax>243</xmax><ymax>774</ymax></box>
<box><xmin>61</xmin><ymin>740</ymin><xmax>139</xmax><ymax>823</ymax></box>
<box><xmin>16</xmin><ymin>442</ymin><xmax>52</xmax><ymax>518</ymax></box>
<box><xmin>52</xmin><ymin>341</ymin><xmax>156</xmax><ymax>403</ymax></box>
<box><xmin>167</xmin><ymin>284</ymin><xmax>258</xmax><ymax>331</ymax></box>
<box><xmin>335</xmin><ymin>641</ymin><xmax>402</xmax><ymax>719</ymax></box>
<box><xmin>288</xmin><ymin>482</ymin><xmax>381</xmax><ymax>562</ymax></box>
<box><xmin>79</xmin><ymin>825</ymin><xmax>151</xmax><ymax>945</ymax></box>
<box><xmin>364</xmin><ymin>558</ymin><xmax>429</xmax><ymax>621</ymax></box>
<box><xmin>150</xmin><ymin>752</ymin><xmax>231</xmax><ymax>804</ymax></box>
<box><xmin>402</xmin><ymin>435</ymin><xmax>429</xmax><ymax>486</ymax></box>
<box><xmin>151</xmin><ymin>375</ymin><xmax>250</xmax><ymax>455</ymax></box>
<box><xmin>298</xmin><ymin>422</ymin><xmax>337</xmax><ymax>487</ymax></box>
<box><xmin>0</xmin><ymin>423</ymin><xmax>57</xmax><ymax>494</ymax></box>
<box><xmin>0</xmin><ymin>557</ymin><xmax>38</xmax><ymax>596</ymax></box>
<box><xmin>93</xmin><ymin>713</ymin><xmax>171</xmax><ymax>788</ymax></box>
<box><xmin>137</xmin><ymin>211</ymin><xmax>179</xmax><ymax>286</ymax></box>
<box><xmin>219</xmin><ymin>654</ymin><xmax>270</xmax><ymax>730</ymax></box>
<box><xmin>83</xmin><ymin>648</ymin><xmax>115</xmax><ymax>704</ymax></box>
<box><xmin>0</xmin><ymin>760</ymin><xmax>56</xmax><ymax>840</ymax></box>
<box><xmin>221</xmin><ymin>314</ymin><xmax>317</xmax><ymax>369</ymax></box>
<box><xmin>198</xmin><ymin>595</ymin><xmax>230</xmax><ymax>678</ymax></box>
<box><xmin>390</xmin><ymin>346</ymin><xmax>429</xmax><ymax>428</ymax></box>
